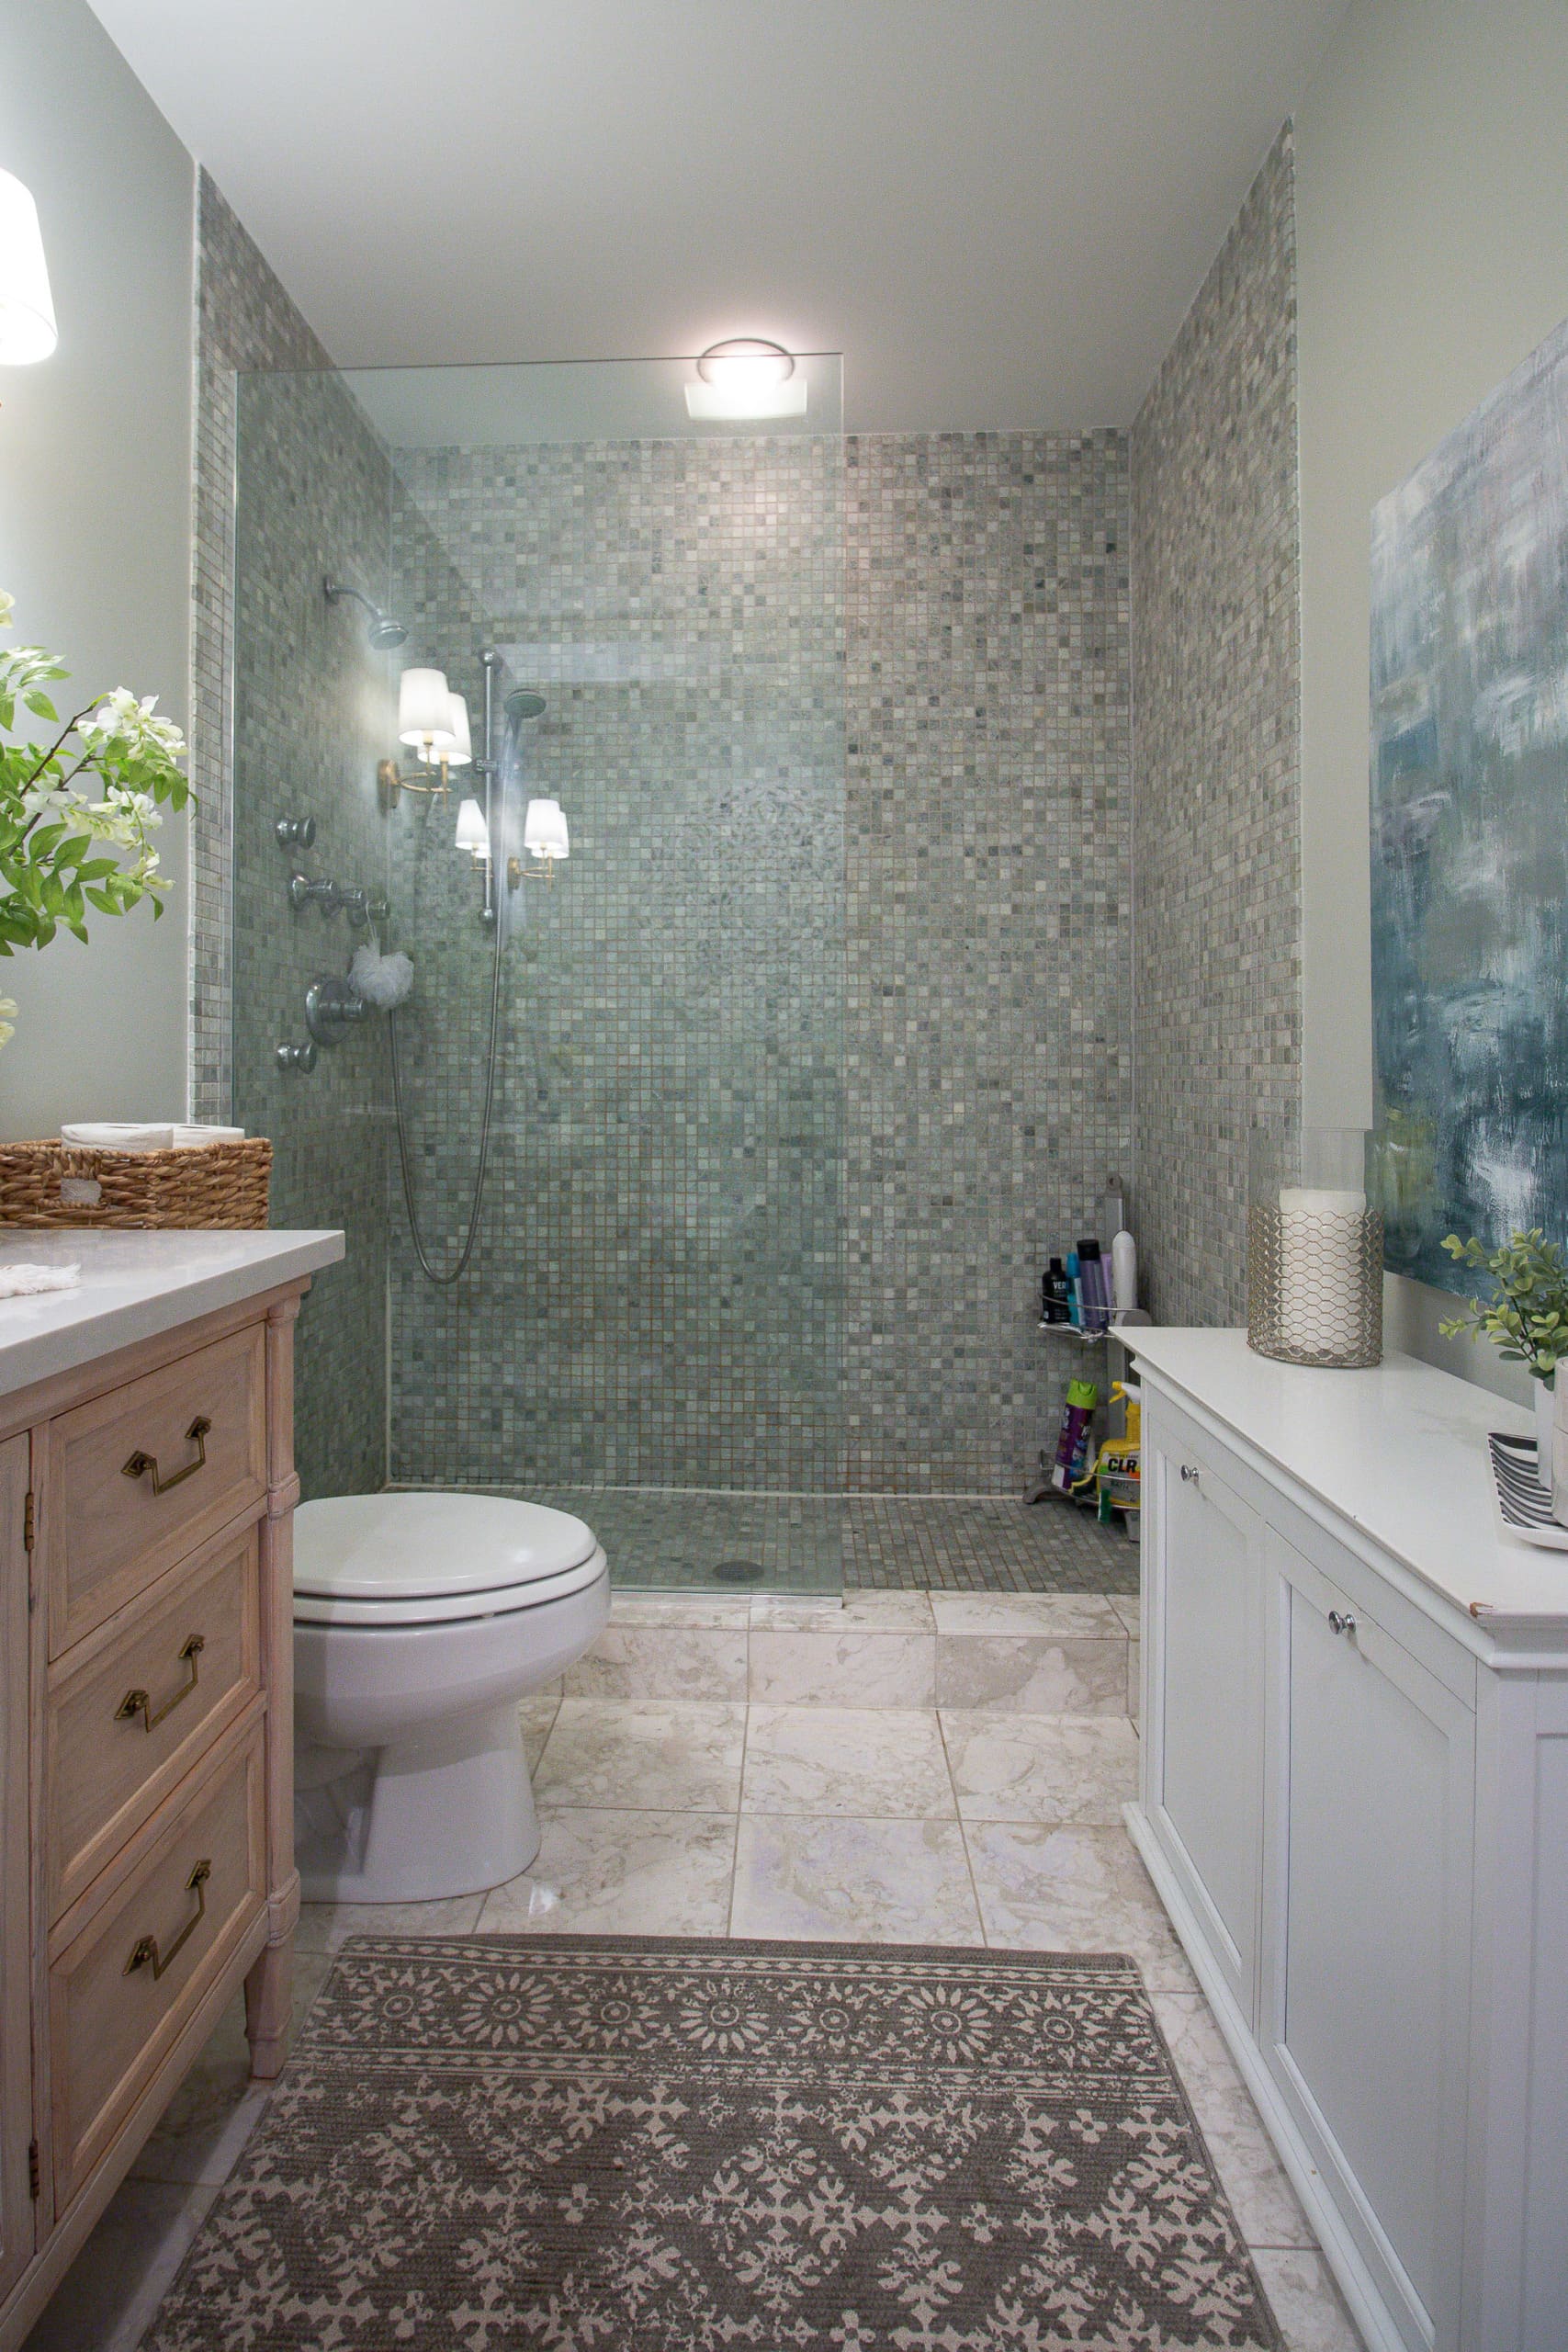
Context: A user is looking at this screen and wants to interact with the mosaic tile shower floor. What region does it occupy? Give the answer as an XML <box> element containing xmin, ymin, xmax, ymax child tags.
<box><xmin>401</xmin><ymin>1487</ymin><xmax>1139</xmax><ymax>1596</ymax></box>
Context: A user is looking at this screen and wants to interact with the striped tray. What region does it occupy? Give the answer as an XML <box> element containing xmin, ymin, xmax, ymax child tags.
<box><xmin>1487</xmin><ymin>1431</ymin><xmax>1568</xmax><ymax>1551</ymax></box>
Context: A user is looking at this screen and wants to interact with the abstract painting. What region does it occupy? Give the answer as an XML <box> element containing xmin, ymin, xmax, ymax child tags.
<box><xmin>1370</xmin><ymin>316</ymin><xmax>1568</xmax><ymax>1293</ymax></box>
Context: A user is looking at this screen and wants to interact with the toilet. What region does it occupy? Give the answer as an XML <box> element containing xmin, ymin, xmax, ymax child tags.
<box><xmin>292</xmin><ymin>1492</ymin><xmax>608</xmax><ymax>1905</ymax></box>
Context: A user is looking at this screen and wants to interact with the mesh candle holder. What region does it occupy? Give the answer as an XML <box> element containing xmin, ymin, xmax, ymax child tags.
<box><xmin>1247</xmin><ymin>1125</ymin><xmax>1382</xmax><ymax>1369</ymax></box>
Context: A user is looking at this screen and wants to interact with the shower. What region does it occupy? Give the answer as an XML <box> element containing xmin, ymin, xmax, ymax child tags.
<box><xmin>323</xmin><ymin>576</ymin><xmax>408</xmax><ymax>650</ymax></box>
<box><xmin>231</xmin><ymin>350</ymin><xmax>848</xmax><ymax>1589</ymax></box>
<box><xmin>389</xmin><ymin>662</ymin><xmax>544</xmax><ymax>1285</ymax></box>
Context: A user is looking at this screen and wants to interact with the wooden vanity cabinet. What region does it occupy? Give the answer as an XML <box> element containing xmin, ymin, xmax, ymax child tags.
<box><xmin>0</xmin><ymin>1280</ymin><xmax>307</xmax><ymax>2351</ymax></box>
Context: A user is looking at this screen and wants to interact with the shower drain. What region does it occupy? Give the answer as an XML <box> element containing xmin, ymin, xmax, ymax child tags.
<box><xmin>710</xmin><ymin>1558</ymin><xmax>766</xmax><ymax>1584</ymax></box>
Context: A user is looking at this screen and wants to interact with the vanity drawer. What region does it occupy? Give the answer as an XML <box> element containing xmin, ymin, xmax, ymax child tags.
<box><xmin>47</xmin><ymin>1323</ymin><xmax>267</xmax><ymax>1656</ymax></box>
<box><xmin>46</xmin><ymin>1529</ymin><xmax>263</xmax><ymax>1923</ymax></box>
<box><xmin>48</xmin><ymin>1723</ymin><xmax>266</xmax><ymax>2207</ymax></box>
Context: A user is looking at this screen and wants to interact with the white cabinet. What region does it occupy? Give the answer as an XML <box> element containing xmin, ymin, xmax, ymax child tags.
<box><xmin>1145</xmin><ymin>1430</ymin><xmax>1265</xmax><ymax>2019</ymax></box>
<box><xmin>1262</xmin><ymin>1534</ymin><xmax>1474</xmax><ymax>2346</ymax></box>
<box><xmin>1125</xmin><ymin>1335</ymin><xmax>1568</xmax><ymax>2352</ymax></box>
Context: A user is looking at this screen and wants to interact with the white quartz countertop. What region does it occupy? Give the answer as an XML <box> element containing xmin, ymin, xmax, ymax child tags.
<box><xmin>1127</xmin><ymin>1326</ymin><xmax>1568</xmax><ymax>1634</ymax></box>
<box><xmin>0</xmin><ymin>1229</ymin><xmax>344</xmax><ymax>1399</ymax></box>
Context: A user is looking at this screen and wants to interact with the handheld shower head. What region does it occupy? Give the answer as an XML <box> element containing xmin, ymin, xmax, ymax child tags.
<box><xmin>506</xmin><ymin>689</ymin><xmax>547</xmax><ymax>726</ymax></box>
<box><xmin>324</xmin><ymin>577</ymin><xmax>408</xmax><ymax>651</ymax></box>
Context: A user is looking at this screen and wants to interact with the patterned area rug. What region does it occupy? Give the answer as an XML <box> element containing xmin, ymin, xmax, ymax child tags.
<box><xmin>146</xmin><ymin>1937</ymin><xmax>1281</xmax><ymax>2350</ymax></box>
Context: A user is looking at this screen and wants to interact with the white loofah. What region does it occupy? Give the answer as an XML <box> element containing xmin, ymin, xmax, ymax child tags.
<box><xmin>350</xmin><ymin>944</ymin><xmax>414</xmax><ymax>1009</ymax></box>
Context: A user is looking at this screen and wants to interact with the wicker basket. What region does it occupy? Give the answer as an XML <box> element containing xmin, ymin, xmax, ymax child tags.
<box><xmin>0</xmin><ymin>1139</ymin><xmax>272</xmax><ymax>1230</ymax></box>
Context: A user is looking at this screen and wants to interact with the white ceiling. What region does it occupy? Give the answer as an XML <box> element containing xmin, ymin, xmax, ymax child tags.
<box><xmin>87</xmin><ymin>0</ymin><xmax>1350</xmax><ymax>431</ymax></box>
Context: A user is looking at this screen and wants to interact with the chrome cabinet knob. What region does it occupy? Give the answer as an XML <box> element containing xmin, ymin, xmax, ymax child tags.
<box><xmin>1328</xmin><ymin>1608</ymin><xmax>1357</xmax><ymax>1637</ymax></box>
<box><xmin>1179</xmin><ymin>1464</ymin><xmax>1200</xmax><ymax>1486</ymax></box>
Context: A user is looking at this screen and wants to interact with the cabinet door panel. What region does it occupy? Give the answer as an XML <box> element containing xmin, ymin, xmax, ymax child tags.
<box><xmin>1153</xmin><ymin>1442</ymin><xmax>1264</xmax><ymax>2014</ymax></box>
<box><xmin>1268</xmin><ymin>1542</ymin><xmax>1472</xmax><ymax>2343</ymax></box>
<box><xmin>0</xmin><ymin>1433</ymin><xmax>35</xmax><ymax>2302</ymax></box>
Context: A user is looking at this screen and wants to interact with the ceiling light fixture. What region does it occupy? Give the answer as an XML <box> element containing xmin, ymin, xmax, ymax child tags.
<box><xmin>685</xmin><ymin>338</ymin><xmax>807</xmax><ymax>422</ymax></box>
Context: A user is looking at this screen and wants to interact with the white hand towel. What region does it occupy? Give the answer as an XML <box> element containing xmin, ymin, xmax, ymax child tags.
<box><xmin>60</xmin><ymin>1123</ymin><xmax>175</xmax><ymax>1153</ymax></box>
<box><xmin>0</xmin><ymin>1261</ymin><xmax>81</xmax><ymax>1297</ymax></box>
<box><xmin>173</xmin><ymin>1125</ymin><xmax>245</xmax><ymax>1148</ymax></box>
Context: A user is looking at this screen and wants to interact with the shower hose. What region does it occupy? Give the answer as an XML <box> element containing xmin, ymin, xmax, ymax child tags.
<box><xmin>388</xmin><ymin>903</ymin><xmax>503</xmax><ymax>1285</ymax></box>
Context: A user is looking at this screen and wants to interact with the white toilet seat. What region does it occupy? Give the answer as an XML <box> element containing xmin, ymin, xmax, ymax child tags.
<box><xmin>293</xmin><ymin>1549</ymin><xmax>606</xmax><ymax>1625</ymax></box>
<box><xmin>293</xmin><ymin>1491</ymin><xmax>603</xmax><ymax>1624</ymax></box>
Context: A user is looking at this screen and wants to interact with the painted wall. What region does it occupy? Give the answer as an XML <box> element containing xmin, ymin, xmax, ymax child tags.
<box><xmin>0</xmin><ymin>0</ymin><xmax>195</xmax><ymax>1137</ymax></box>
<box><xmin>1293</xmin><ymin>0</ymin><xmax>1568</xmax><ymax>1395</ymax></box>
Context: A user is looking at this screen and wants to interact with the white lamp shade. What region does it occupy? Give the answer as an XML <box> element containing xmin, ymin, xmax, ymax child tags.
<box><xmin>398</xmin><ymin>666</ymin><xmax>453</xmax><ymax>747</ymax></box>
<box><xmin>454</xmin><ymin>796</ymin><xmax>490</xmax><ymax>857</ymax></box>
<box><xmin>443</xmin><ymin>692</ymin><xmax>472</xmax><ymax>766</ymax></box>
<box><xmin>524</xmin><ymin>797</ymin><xmax>570</xmax><ymax>861</ymax></box>
<box><xmin>0</xmin><ymin>172</ymin><xmax>57</xmax><ymax>365</ymax></box>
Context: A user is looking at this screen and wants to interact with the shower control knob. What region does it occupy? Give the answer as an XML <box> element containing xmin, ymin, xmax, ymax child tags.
<box><xmin>288</xmin><ymin>870</ymin><xmax>339</xmax><ymax>912</ymax></box>
<box><xmin>305</xmin><ymin>976</ymin><xmax>368</xmax><ymax>1046</ymax></box>
<box><xmin>276</xmin><ymin>1040</ymin><xmax>317</xmax><ymax>1073</ymax></box>
<box><xmin>275</xmin><ymin>815</ymin><xmax>316</xmax><ymax>852</ymax></box>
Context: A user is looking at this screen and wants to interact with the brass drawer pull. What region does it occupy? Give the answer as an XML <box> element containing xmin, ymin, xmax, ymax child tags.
<box><xmin>123</xmin><ymin>1859</ymin><xmax>211</xmax><ymax>1980</ymax></box>
<box><xmin>116</xmin><ymin>1634</ymin><xmax>205</xmax><ymax>1734</ymax></box>
<box><xmin>122</xmin><ymin>1416</ymin><xmax>212</xmax><ymax>1496</ymax></box>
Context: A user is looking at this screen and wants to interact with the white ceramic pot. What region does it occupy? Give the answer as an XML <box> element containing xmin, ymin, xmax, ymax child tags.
<box><xmin>1536</xmin><ymin>1378</ymin><xmax>1556</xmax><ymax>1499</ymax></box>
<box><xmin>1551</xmin><ymin>1376</ymin><xmax>1568</xmax><ymax>1528</ymax></box>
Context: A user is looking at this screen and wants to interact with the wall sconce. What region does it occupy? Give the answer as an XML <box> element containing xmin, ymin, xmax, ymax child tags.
<box><xmin>454</xmin><ymin>795</ymin><xmax>490</xmax><ymax>860</ymax></box>
<box><xmin>513</xmin><ymin>796</ymin><xmax>570</xmax><ymax>887</ymax></box>
<box><xmin>0</xmin><ymin>171</ymin><xmax>57</xmax><ymax>365</ymax></box>
<box><xmin>378</xmin><ymin>671</ymin><xmax>466</xmax><ymax>808</ymax></box>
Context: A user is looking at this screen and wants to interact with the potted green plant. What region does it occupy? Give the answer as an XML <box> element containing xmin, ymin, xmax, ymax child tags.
<box><xmin>0</xmin><ymin>591</ymin><xmax>190</xmax><ymax>1046</ymax></box>
<box><xmin>1439</xmin><ymin>1227</ymin><xmax>1568</xmax><ymax>1506</ymax></box>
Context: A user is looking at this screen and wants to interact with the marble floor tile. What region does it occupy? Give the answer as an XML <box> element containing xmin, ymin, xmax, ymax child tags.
<box><xmin>929</xmin><ymin>1591</ymin><xmax>1125</xmax><ymax>1637</ymax></box>
<box><xmin>1108</xmin><ymin>1594</ymin><xmax>1141</xmax><ymax>1637</ymax></box>
<box><xmin>566</xmin><ymin>1622</ymin><xmax>749</xmax><ymax>1702</ymax></box>
<box><xmin>942</xmin><ymin>1712</ymin><xmax>1140</xmax><ymax>1824</ymax></box>
<box><xmin>750</xmin><ymin>1591</ymin><xmax>933</xmax><ymax>1633</ymax></box>
<box><xmin>520</xmin><ymin>1690</ymin><xmax>560</xmax><ymax>1772</ymax></box>
<box><xmin>741</xmin><ymin>1703</ymin><xmax>956</xmax><ymax>1818</ymax></box>
<box><xmin>748</xmin><ymin>1627</ymin><xmax>936</xmax><ymax>1708</ymax></box>
<box><xmin>732</xmin><ymin>1814</ymin><xmax>983</xmax><ymax>1945</ymax></box>
<box><xmin>477</xmin><ymin>1810</ymin><xmax>737</xmax><ymax>1937</ymax></box>
<box><xmin>935</xmin><ymin>1631</ymin><xmax>1129</xmax><ymax>1713</ymax></box>
<box><xmin>295</xmin><ymin>1893</ymin><xmax>486</xmax><ymax>1952</ymax></box>
<box><xmin>23</xmin><ymin>2177</ymin><xmax>218</xmax><ymax>2352</ymax></box>
<box><xmin>536</xmin><ymin>1698</ymin><xmax>748</xmax><ymax>1813</ymax></box>
<box><xmin>609</xmin><ymin>1593</ymin><xmax>752</xmax><ymax>1628</ymax></box>
<box><xmin>1152</xmin><ymin>1992</ymin><xmax>1316</xmax><ymax>2248</ymax></box>
<box><xmin>963</xmin><ymin>1820</ymin><xmax>1199</xmax><ymax>1992</ymax></box>
<box><xmin>130</xmin><ymin>1946</ymin><xmax>333</xmax><ymax>2188</ymax></box>
<box><xmin>1249</xmin><ymin>2249</ymin><xmax>1367</xmax><ymax>2351</ymax></box>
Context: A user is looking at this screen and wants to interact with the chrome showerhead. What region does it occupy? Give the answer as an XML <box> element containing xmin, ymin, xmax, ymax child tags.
<box><xmin>323</xmin><ymin>576</ymin><xmax>408</xmax><ymax>651</ymax></box>
<box><xmin>506</xmin><ymin>689</ymin><xmax>547</xmax><ymax>725</ymax></box>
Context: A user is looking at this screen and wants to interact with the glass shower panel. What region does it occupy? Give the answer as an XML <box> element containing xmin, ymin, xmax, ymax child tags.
<box><xmin>230</xmin><ymin>367</ymin><xmax>397</xmax><ymax>1506</ymax></box>
<box><xmin>231</xmin><ymin>354</ymin><xmax>845</xmax><ymax>1593</ymax></box>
